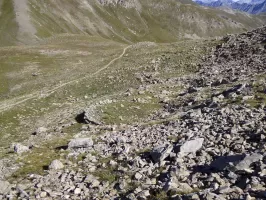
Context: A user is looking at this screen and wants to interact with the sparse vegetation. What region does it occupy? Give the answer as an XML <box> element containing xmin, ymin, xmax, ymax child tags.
<box><xmin>0</xmin><ymin>1</ymin><xmax>265</xmax><ymax>199</ymax></box>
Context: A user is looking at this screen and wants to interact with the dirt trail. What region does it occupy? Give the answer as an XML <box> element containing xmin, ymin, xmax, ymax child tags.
<box><xmin>0</xmin><ymin>45</ymin><xmax>131</xmax><ymax>112</ymax></box>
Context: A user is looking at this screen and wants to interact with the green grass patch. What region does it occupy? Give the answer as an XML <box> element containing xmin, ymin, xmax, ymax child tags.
<box><xmin>0</xmin><ymin>0</ymin><xmax>18</xmax><ymax>46</ymax></box>
<box><xmin>102</xmin><ymin>95</ymin><xmax>161</xmax><ymax>125</ymax></box>
<box><xmin>93</xmin><ymin>168</ymin><xmax>118</xmax><ymax>183</ymax></box>
<box><xmin>9</xmin><ymin>123</ymin><xmax>82</xmax><ymax>180</ymax></box>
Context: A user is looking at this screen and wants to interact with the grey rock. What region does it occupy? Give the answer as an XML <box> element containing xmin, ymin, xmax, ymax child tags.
<box><xmin>234</xmin><ymin>153</ymin><xmax>263</xmax><ymax>171</ymax></box>
<box><xmin>179</xmin><ymin>138</ymin><xmax>204</xmax><ymax>154</ymax></box>
<box><xmin>40</xmin><ymin>191</ymin><xmax>47</xmax><ymax>198</ymax></box>
<box><xmin>68</xmin><ymin>138</ymin><xmax>93</xmax><ymax>148</ymax></box>
<box><xmin>83</xmin><ymin>108</ymin><xmax>101</xmax><ymax>125</ymax></box>
<box><xmin>211</xmin><ymin>153</ymin><xmax>263</xmax><ymax>172</ymax></box>
<box><xmin>218</xmin><ymin>186</ymin><xmax>232</xmax><ymax>194</ymax></box>
<box><xmin>150</xmin><ymin>144</ymin><xmax>173</xmax><ymax>163</ymax></box>
<box><xmin>0</xmin><ymin>180</ymin><xmax>10</xmax><ymax>194</ymax></box>
<box><xmin>90</xmin><ymin>179</ymin><xmax>100</xmax><ymax>188</ymax></box>
<box><xmin>137</xmin><ymin>190</ymin><xmax>150</xmax><ymax>199</ymax></box>
<box><xmin>13</xmin><ymin>143</ymin><xmax>29</xmax><ymax>154</ymax></box>
<box><xmin>117</xmin><ymin>179</ymin><xmax>127</xmax><ymax>190</ymax></box>
<box><xmin>109</xmin><ymin>160</ymin><xmax>117</xmax><ymax>167</ymax></box>
<box><xmin>74</xmin><ymin>188</ymin><xmax>81</xmax><ymax>194</ymax></box>
<box><xmin>210</xmin><ymin>154</ymin><xmax>245</xmax><ymax>171</ymax></box>
<box><xmin>35</xmin><ymin>127</ymin><xmax>47</xmax><ymax>135</ymax></box>
<box><xmin>164</xmin><ymin>176</ymin><xmax>193</xmax><ymax>193</ymax></box>
<box><xmin>126</xmin><ymin>193</ymin><xmax>137</xmax><ymax>200</ymax></box>
<box><xmin>17</xmin><ymin>186</ymin><xmax>29</xmax><ymax>198</ymax></box>
<box><xmin>49</xmin><ymin>160</ymin><xmax>64</xmax><ymax>170</ymax></box>
<box><xmin>135</xmin><ymin>172</ymin><xmax>143</xmax><ymax>180</ymax></box>
<box><xmin>203</xmin><ymin>192</ymin><xmax>226</xmax><ymax>200</ymax></box>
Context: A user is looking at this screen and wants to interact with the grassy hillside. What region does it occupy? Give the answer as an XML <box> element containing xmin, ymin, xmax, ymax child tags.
<box><xmin>0</xmin><ymin>0</ymin><xmax>18</xmax><ymax>46</ymax></box>
<box><xmin>0</xmin><ymin>0</ymin><xmax>265</xmax><ymax>46</ymax></box>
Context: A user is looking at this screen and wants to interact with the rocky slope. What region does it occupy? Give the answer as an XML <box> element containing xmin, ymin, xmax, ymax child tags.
<box><xmin>0</xmin><ymin>0</ymin><xmax>265</xmax><ymax>46</ymax></box>
<box><xmin>1</xmin><ymin>26</ymin><xmax>265</xmax><ymax>200</ymax></box>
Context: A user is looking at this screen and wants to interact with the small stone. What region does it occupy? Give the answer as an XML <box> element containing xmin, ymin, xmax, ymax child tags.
<box><xmin>137</xmin><ymin>190</ymin><xmax>150</xmax><ymax>199</ymax></box>
<box><xmin>109</xmin><ymin>160</ymin><xmax>117</xmax><ymax>167</ymax></box>
<box><xmin>74</xmin><ymin>188</ymin><xmax>81</xmax><ymax>194</ymax></box>
<box><xmin>126</xmin><ymin>193</ymin><xmax>137</xmax><ymax>200</ymax></box>
<box><xmin>117</xmin><ymin>180</ymin><xmax>127</xmax><ymax>190</ymax></box>
<box><xmin>164</xmin><ymin>177</ymin><xmax>193</xmax><ymax>193</ymax></box>
<box><xmin>40</xmin><ymin>192</ymin><xmax>47</xmax><ymax>198</ymax></box>
<box><xmin>49</xmin><ymin>160</ymin><xmax>64</xmax><ymax>170</ymax></box>
<box><xmin>89</xmin><ymin>166</ymin><xmax>96</xmax><ymax>172</ymax></box>
<box><xmin>135</xmin><ymin>172</ymin><xmax>143</xmax><ymax>180</ymax></box>
<box><xmin>91</xmin><ymin>179</ymin><xmax>100</xmax><ymax>188</ymax></box>
<box><xmin>218</xmin><ymin>186</ymin><xmax>231</xmax><ymax>194</ymax></box>
<box><xmin>0</xmin><ymin>180</ymin><xmax>10</xmax><ymax>194</ymax></box>
<box><xmin>204</xmin><ymin>192</ymin><xmax>226</xmax><ymax>200</ymax></box>
<box><xmin>260</xmin><ymin>169</ymin><xmax>266</xmax><ymax>176</ymax></box>
<box><xmin>245</xmin><ymin>194</ymin><xmax>253</xmax><ymax>200</ymax></box>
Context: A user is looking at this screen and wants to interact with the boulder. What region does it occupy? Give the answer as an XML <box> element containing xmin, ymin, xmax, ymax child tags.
<box><xmin>13</xmin><ymin>143</ymin><xmax>29</xmax><ymax>154</ymax></box>
<box><xmin>234</xmin><ymin>153</ymin><xmax>263</xmax><ymax>171</ymax></box>
<box><xmin>68</xmin><ymin>138</ymin><xmax>93</xmax><ymax>149</ymax></box>
<box><xmin>0</xmin><ymin>180</ymin><xmax>10</xmax><ymax>194</ymax></box>
<box><xmin>35</xmin><ymin>127</ymin><xmax>47</xmax><ymax>135</ymax></box>
<box><xmin>150</xmin><ymin>144</ymin><xmax>173</xmax><ymax>163</ymax></box>
<box><xmin>179</xmin><ymin>138</ymin><xmax>204</xmax><ymax>154</ymax></box>
<box><xmin>211</xmin><ymin>154</ymin><xmax>245</xmax><ymax>171</ymax></box>
<box><xmin>49</xmin><ymin>160</ymin><xmax>64</xmax><ymax>170</ymax></box>
<box><xmin>211</xmin><ymin>153</ymin><xmax>263</xmax><ymax>172</ymax></box>
<box><xmin>83</xmin><ymin>108</ymin><xmax>101</xmax><ymax>125</ymax></box>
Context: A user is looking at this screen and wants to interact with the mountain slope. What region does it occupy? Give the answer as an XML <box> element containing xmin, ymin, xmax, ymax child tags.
<box><xmin>1</xmin><ymin>24</ymin><xmax>266</xmax><ymax>200</ymax></box>
<box><xmin>0</xmin><ymin>0</ymin><xmax>265</xmax><ymax>46</ymax></box>
<box><xmin>195</xmin><ymin>0</ymin><xmax>266</xmax><ymax>14</ymax></box>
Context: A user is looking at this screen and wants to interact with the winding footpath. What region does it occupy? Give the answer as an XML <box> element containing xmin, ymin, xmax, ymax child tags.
<box><xmin>0</xmin><ymin>45</ymin><xmax>131</xmax><ymax>113</ymax></box>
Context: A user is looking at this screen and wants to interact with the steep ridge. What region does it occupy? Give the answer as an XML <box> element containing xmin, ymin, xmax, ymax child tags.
<box><xmin>0</xmin><ymin>0</ymin><xmax>265</xmax><ymax>45</ymax></box>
